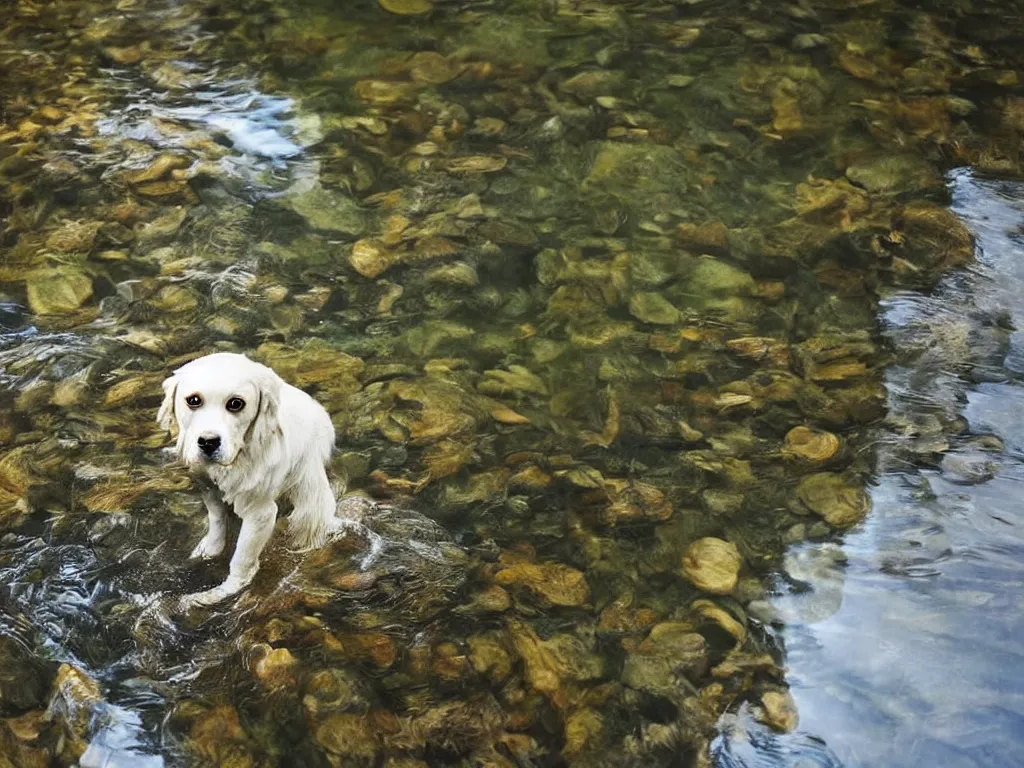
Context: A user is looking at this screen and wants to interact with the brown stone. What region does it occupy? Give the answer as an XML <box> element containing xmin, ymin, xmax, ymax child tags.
<box><xmin>681</xmin><ymin>538</ymin><xmax>742</xmax><ymax>595</ymax></box>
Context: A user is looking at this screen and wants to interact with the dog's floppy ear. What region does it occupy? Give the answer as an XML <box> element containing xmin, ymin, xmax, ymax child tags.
<box><xmin>157</xmin><ymin>375</ymin><xmax>178</xmax><ymax>433</ymax></box>
<box><xmin>248</xmin><ymin>367</ymin><xmax>283</xmax><ymax>449</ymax></box>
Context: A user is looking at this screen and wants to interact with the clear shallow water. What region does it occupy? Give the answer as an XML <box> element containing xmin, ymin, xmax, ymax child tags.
<box><xmin>716</xmin><ymin>172</ymin><xmax>1024</xmax><ymax>767</ymax></box>
<box><xmin>2</xmin><ymin>0</ymin><xmax>1024</xmax><ymax>765</ymax></box>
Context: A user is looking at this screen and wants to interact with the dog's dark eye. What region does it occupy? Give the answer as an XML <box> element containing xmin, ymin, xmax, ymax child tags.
<box><xmin>185</xmin><ymin>394</ymin><xmax>203</xmax><ymax>409</ymax></box>
<box><xmin>226</xmin><ymin>397</ymin><xmax>246</xmax><ymax>413</ymax></box>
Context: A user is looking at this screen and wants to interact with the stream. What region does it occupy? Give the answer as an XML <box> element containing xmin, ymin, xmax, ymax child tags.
<box><xmin>1</xmin><ymin>0</ymin><xmax>1023</xmax><ymax>766</ymax></box>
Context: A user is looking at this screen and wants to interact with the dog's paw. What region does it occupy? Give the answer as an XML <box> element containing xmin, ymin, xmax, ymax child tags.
<box><xmin>190</xmin><ymin>533</ymin><xmax>226</xmax><ymax>560</ymax></box>
<box><xmin>178</xmin><ymin>575</ymin><xmax>249</xmax><ymax>612</ymax></box>
<box><xmin>178</xmin><ymin>587</ymin><xmax>227</xmax><ymax>612</ymax></box>
<box><xmin>178</xmin><ymin>591</ymin><xmax>214</xmax><ymax>613</ymax></box>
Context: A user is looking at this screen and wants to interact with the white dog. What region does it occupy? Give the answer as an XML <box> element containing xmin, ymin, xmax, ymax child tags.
<box><xmin>157</xmin><ymin>352</ymin><xmax>337</xmax><ymax>608</ymax></box>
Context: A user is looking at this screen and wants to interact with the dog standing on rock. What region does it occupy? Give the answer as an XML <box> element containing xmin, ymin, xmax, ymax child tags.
<box><xmin>157</xmin><ymin>352</ymin><xmax>339</xmax><ymax>609</ymax></box>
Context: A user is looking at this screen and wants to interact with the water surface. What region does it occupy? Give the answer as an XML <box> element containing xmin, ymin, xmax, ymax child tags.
<box><xmin>1</xmin><ymin>0</ymin><xmax>1023</xmax><ymax>766</ymax></box>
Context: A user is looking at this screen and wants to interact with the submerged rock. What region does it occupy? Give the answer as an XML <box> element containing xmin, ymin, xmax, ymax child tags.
<box><xmin>445</xmin><ymin>156</ymin><xmax>508</xmax><ymax>174</ymax></box>
<box><xmin>582</xmin><ymin>142</ymin><xmax>684</xmax><ymax>198</ymax></box>
<box><xmin>688</xmin><ymin>258</ymin><xmax>755</xmax><ymax>298</ymax></box>
<box><xmin>26</xmin><ymin>268</ymin><xmax>93</xmax><ymax>314</ymax></box>
<box><xmin>354</xmin><ymin>79</ymin><xmax>416</xmax><ymax>105</ymax></box>
<box><xmin>598</xmin><ymin>594</ymin><xmax>658</xmax><ymax>635</ymax></box>
<box><xmin>845</xmin><ymin>153</ymin><xmax>941</xmax><ymax>195</ymax></box>
<box><xmin>757</xmin><ymin>689</ymin><xmax>799</xmax><ymax>733</ymax></box>
<box><xmin>677</xmin><ymin>221</ymin><xmax>729</xmax><ymax>253</ymax></box>
<box><xmin>186</xmin><ymin>705</ymin><xmax>259</xmax><ymax>767</ymax></box>
<box><xmin>691</xmin><ymin>599</ymin><xmax>746</xmax><ymax>645</ymax></box>
<box><xmin>379</xmin><ymin>0</ymin><xmax>433</xmax><ymax>14</ymax></box>
<box><xmin>682</xmin><ymin>538</ymin><xmax>742</xmax><ymax>595</ymax></box>
<box><xmin>387</xmin><ymin>378</ymin><xmax>481</xmax><ymax>443</ymax></box>
<box><xmin>601</xmin><ymin>480</ymin><xmax>674</xmax><ymax>526</ymax></box>
<box><xmin>563</xmin><ymin>707</ymin><xmax>605</xmax><ymax>758</ymax></box>
<box><xmin>494</xmin><ymin>561</ymin><xmax>591</xmax><ymax>606</ymax></box>
<box><xmin>890</xmin><ymin>204</ymin><xmax>975</xmax><ymax>277</ymax></box>
<box><xmin>783</xmin><ymin>426</ymin><xmax>840</xmax><ymax>463</ymax></box>
<box><xmin>349</xmin><ymin>239</ymin><xmax>396</xmax><ymax>278</ymax></box>
<box><xmin>0</xmin><ymin>636</ymin><xmax>55</xmax><ymax>716</ymax></box>
<box><xmin>122</xmin><ymin>154</ymin><xmax>191</xmax><ymax>185</ymax></box>
<box><xmin>939</xmin><ymin>450</ymin><xmax>1000</xmax><ymax>485</ymax></box>
<box><xmin>276</xmin><ymin>178</ymin><xmax>366</xmax><ymax>235</ymax></box>
<box><xmin>251</xmin><ymin>645</ymin><xmax>298</xmax><ymax>690</ymax></box>
<box><xmin>478</xmin><ymin>365</ymin><xmax>548</xmax><ymax>397</ymax></box>
<box><xmin>409</xmin><ymin>52</ymin><xmax>463</xmax><ymax>84</ymax></box>
<box><xmin>629</xmin><ymin>292</ymin><xmax>680</xmax><ymax>325</ymax></box>
<box><xmin>508</xmin><ymin>619</ymin><xmax>603</xmax><ymax>700</ymax></box>
<box><xmin>47</xmin><ymin>664</ymin><xmax>102</xmax><ymax>760</ymax></box>
<box><xmin>45</xmin><ymin>220</ymin><xmax>102</xmax><ymax>253</ymax></box>
<box><xmin>621</xmin><ymin>622</ymin><xmax>708</xmax><ymax>696</ymax></box>
<box><xmin>468</xmin><ymin>632</ymin><xmax>513</xmax><ymax>683</ymax></box>
<box><xmin>727</xmin><ymin>337</ymin><xmax>791</xmax><ymax>366</ymax></box>
<box><xmin>795</xmin><ymin>472</ymin><xmax>870</xmax><ymax>527</ymax></box>
<box><xmin>136</xmin><ymin>207</ymin><xmax>188</xmax><ymax>247</ymax></box>
<box><xmin>256</xmin><ymin>340</ymin><xmax>364</xmax><ymax>390</ymax></box>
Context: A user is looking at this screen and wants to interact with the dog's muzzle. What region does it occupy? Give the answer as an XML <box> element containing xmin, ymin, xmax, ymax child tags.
<box><xmin>197</xmin><ymin>434</ymin><xmax>221</xmax><ymax>458</ymax></box>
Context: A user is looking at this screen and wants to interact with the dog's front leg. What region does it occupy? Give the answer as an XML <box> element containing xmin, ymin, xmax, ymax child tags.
<box><xmin>224</xmin><ymin>498</ymin><xmax>277</xmax><ymax>593</ymax></box>
<box><xmin>190</xmin><ymin>489</ymin><xmax>228</xmax><ymax>560</ymax></box>
<box><xmin>180</xmin><ymin>498</ymin><xmax>276</xmax><ymax>610</ymax></box>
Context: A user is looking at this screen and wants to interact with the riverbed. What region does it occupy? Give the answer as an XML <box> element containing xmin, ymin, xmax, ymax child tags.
<box><xmin>0</xmin><ymin>1</ymin><xmax>1022</xmax><ymax>766</ymax></box>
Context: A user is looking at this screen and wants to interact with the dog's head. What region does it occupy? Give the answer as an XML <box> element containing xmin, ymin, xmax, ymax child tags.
<box><xmin>157</xmin><ymin>352</ymin><xmax>283</xmax><ymax>468</ymax></box>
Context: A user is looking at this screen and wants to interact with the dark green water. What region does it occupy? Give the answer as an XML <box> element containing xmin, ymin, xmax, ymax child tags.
<box><xmin>1</xmin><ymin>0</ymin><xmax>1023</xmax><ymax>766</ymax></box>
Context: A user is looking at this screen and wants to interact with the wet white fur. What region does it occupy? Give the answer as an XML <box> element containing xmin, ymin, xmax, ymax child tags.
<box><xmin>157</xmin><ymin>352</ymin><xmax>336</xmax><ymax>609</ymax></box>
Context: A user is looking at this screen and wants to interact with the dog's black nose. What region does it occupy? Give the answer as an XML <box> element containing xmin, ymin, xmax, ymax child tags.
<box><xmin>197</xmin><ymin>435</ymin><xmax>221</xmax><ymax>456</ymax></box>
